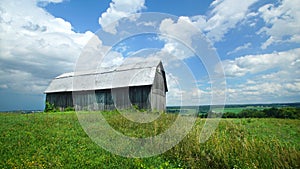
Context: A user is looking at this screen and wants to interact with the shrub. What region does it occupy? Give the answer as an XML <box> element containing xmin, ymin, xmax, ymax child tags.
<box><xmin>44</xmin><ymin>102</ymin><xmax>58</xmax><ymax>112</ymax></box>
<box><xmin>64</xmin><ymin>106</ymin><xmax>75</xmax><ymax>112</ymax></box>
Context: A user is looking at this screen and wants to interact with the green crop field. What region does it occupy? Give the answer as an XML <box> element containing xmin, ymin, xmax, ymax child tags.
<box><xmin>1</xmin><ymin>112</ymin><xmax>299</xmax><ymax>168</ymax></box>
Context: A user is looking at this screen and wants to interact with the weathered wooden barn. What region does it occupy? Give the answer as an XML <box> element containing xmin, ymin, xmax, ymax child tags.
<box><xmin>44</xmin><ymin>60</ymin><xmax>168</xmax><ymax>111</ymax></box>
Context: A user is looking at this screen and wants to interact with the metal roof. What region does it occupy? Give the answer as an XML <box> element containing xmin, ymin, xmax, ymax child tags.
<box><xmin>45</xmin><ymin>60</ymin><xmax>164</xmax><ymax>93</ymax></box>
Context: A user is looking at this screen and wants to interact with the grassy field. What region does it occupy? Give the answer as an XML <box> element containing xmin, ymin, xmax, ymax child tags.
<box><xmin>1</xmin><ymin>112</ymin><xmax>299</xmax><ymax>168</ymax></box>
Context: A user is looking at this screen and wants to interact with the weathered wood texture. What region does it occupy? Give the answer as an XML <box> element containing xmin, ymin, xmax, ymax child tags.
<box><xmin>46</xmin><ymin>92</ymin><xmax>73</xmax><ymax>109</ymax></box>
<box><xmin>46</xmin><ymin>86</ymin><xmax>153</xmax><ymax>111</ymax></box>
<box><xmin>150</xmin><ymin>63</ymin><xmax>167</xmax><ymax>111</ymax></box>
<box><xmin>45</xmin><ymin>61</ymin><xmax>167</xmax><ymax>111</ymax></box>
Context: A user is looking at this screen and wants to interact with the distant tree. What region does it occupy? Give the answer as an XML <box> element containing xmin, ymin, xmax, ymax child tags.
<box><xmin>223</xmin><ymin>112</ymin><xmax>237</xmax><ymax>118</ymax></box>
<box><xmin>197</xmin><ymin>107</ymin><xmax>299</xmax><ymax>119</ymax></box>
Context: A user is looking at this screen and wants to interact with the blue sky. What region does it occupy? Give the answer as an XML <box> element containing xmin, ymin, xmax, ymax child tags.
<box><xmin>0</xmin><ymin>0</ymin><xmax>299</xmax><ymax>111</ymax></box>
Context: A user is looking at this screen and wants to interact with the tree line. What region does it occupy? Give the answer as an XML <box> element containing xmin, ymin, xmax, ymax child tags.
<box><xmin>199</xmin><ymin>107</ymin><xmax>300</xmax><ymax>119</ymax></box>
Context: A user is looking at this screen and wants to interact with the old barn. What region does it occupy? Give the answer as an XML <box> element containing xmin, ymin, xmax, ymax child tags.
<box><xmin>44</xmin><ymin>60</ymin><xmax>168</xmax><ymax>111</ymax></box>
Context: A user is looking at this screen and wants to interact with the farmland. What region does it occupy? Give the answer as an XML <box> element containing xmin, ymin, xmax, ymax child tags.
<box><xmin>1</xmin><ymin>111</ymin><xmax>299</xmax><ymax>168</ymax></box>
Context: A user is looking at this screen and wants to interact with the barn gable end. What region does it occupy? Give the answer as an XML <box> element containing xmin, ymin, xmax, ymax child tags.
<box><xmin>44</xmin><ymin>60</ymin><xmax>168</xmax><ymax>111</ymax></box>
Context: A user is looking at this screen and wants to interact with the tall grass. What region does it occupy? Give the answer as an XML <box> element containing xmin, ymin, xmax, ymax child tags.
<box><xmin>165</xmin><ymin>119</ymin><xmax>300</xmax><ymax>168</ymax></box>
<box><xmin>1</xmin><ymin>112</ymin><xmax>299</xmax><ymax>168</ymax></box>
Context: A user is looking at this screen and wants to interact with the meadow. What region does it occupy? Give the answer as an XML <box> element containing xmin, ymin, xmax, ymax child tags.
<box><xmin>1</xmin><ymin>111</ymin><xmax>299</xmax><ymax>168</ymax></box>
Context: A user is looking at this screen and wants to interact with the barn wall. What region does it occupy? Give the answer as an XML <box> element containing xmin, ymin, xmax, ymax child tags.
<box><xmin>150</xmin><ymin>65</ymin><xmax>166</xmax><ymax>112</ymax></box>
<box><xmin>46</xmin><ymin>86</ymin><xmax>152</xmax><ymax>111</ymax></box>
<box><xmin>95</xmin><ymin>90</ymin><xmax>114</xmax><ymax>110</ymax></box>
<box><xmin>46</xmin><ymin>92</ymin><xmax>73</xmax><ymax>110</ymax></box>
<box><xmin>129</xmin><ymin>86</ymin><xmax>151</xmax><ymax>110</ymax></box>
<box><xmin>73</xmin><ymin>91</ymin><xmax>100</xmax><ymax>110</ymax></box>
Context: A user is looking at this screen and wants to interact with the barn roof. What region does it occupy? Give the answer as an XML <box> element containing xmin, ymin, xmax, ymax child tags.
<box><xmin>45</xmin><ymin>60</ymin><xmax>167</xmax><ymax>93</ymax></box>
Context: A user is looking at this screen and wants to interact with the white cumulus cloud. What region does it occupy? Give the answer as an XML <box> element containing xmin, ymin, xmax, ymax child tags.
<box><xmin>0</xmin><ymin>0</ymin><xmax>94</xmax><ymax>94</ymax></box>
<box><xmin>258</xmin><ymin>0</ymin><xmax>300</xmax><ymax>49</ymax></box>
<box><xmin>220</xmin><ymin>48</ymin><xmax>300</xmax><ymax>103</ymax></box>
<box><xmin>98</xmin><ymin>0</ymin><xmax>145</xmax><ymax>34</ymax></box>
<box><xmin>220</xmin><ymin>48</ymin><xmax>300</xmax><ymax>77</ymax></box>
<box><xmin>227</xmin><ymin>43</ymin><xmax>251</xmax><ymax>55</ymax></box>
<box><xmin>205</xmin><ymin>0</ymin><xmax>259</xmax><ymax>42</ymax></box>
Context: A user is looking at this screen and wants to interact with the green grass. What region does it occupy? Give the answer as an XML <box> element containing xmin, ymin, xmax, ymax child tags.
<box><xmin>1</xmin><ymin>112</ymin><xmax>299</xmax><ymax>168</ymax></box>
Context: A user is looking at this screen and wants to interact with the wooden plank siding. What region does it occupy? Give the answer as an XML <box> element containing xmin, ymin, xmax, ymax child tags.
<box><xmin>45</xmin><ymin>60</ymin><xmax>167</xmax><ymax>112</ymax></box>
<box><xmin>46</xmin><ymin>86</ymin><xmax>152</xmax><ymax>111</ymax></box>
<box><xmin>46</xmin><ymin>92</ymin><xmax>73</xmax><ymax>110</ymax></box>
<box><xmin>150</xmin><ymin>64</ymin><xmax>167</xmax><ymax>111</ymax></box>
